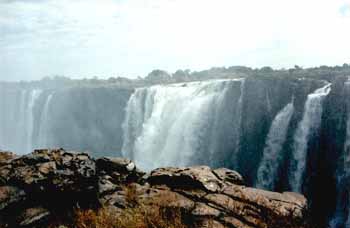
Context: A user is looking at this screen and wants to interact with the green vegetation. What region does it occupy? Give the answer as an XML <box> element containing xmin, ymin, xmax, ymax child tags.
<box><xmin>1</xmin><ymin>64</ymin><xmax>350</xmax><ymax>90</ymax></box>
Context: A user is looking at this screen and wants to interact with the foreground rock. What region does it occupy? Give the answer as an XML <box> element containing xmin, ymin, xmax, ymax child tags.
<box><xmin>0</xmin><ymin>149</ymin><xmax>308</xmax><ymax>227</ymax></box>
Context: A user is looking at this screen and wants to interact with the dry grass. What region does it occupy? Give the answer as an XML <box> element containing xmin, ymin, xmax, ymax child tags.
<box><xmin>73</xmin><ymin>205</ymin><xmax>187</xmax><ymax>228</ymax></box>
<box><xmin>49</xmin><ymin>184</ymin><xmax>189</xmax><ymax>228</ymax></box>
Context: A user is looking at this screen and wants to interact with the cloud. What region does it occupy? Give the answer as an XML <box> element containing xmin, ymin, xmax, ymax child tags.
<box><xmin>0</xmin><ymin>0</ymin><xmax>350</xmax><ymax>81</ymax></box>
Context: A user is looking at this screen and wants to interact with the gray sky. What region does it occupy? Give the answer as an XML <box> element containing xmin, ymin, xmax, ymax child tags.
<box><xmin>1</xmin><ymin>0</ymin><xmax>350</xmax><ymax>81</ymax></box>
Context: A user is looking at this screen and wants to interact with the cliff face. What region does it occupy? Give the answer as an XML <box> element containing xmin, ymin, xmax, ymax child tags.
<box><xmin>2</xmin><ymin>75</ymin><xmax>350</xmax><ymax>227</ymax></box>
<box><xmin>0</xmin><ymin>149</ymin><xmax>308</xmax><ymax>228</ymax></box>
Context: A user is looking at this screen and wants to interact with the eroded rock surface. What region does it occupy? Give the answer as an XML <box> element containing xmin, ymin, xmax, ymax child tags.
<box><xmin>0</xmin><ymin>149</ymin><xmax>308</xmax><ymax>227</ymax></box>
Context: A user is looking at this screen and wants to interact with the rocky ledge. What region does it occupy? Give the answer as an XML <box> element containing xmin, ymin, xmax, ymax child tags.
<box><xmin>0</xmin><ymin>149</ymin><xmax>308</xmax><ymax>228</ymax></box>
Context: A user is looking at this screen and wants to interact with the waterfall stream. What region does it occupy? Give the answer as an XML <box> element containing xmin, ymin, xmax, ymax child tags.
<box><xmin>289</xmin><ymin>83</ymin><xmax>331</xmax><ymax>192</ymax></box>
<box><xmin>255</xmin><ymin>100</ymin><xmax>294</xmax><ymax>190</ymax></box>
<box><xmin>38</xmin><ymin>93</ymin><xmax>53</xmax><ymax>148</ymax></box>
<box><xmin>26</xmin><ymin>90</ymin><xmax>42</xmax><ymax>153</ymax></box>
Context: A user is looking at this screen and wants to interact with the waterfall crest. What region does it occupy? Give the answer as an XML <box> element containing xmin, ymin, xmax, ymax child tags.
<box><xmin>122</xmin><ymin>79</ymin><xmax>244</xmax><ymax>170</ymax></box>
<box><xmin>289</xmin><ymin>83</ymin><xmax>331</xmax><ymax>192</ymax></box>
<box><xmin>255</xmin><ymin>100</ymin><xmax>294</xmax><ymax>190</ymax></box>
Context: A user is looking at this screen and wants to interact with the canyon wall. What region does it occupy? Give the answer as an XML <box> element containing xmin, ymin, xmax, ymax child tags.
<box><xmin>1</xmin><ymin>75</ymin><xmax>350</xmax><ymax>227</ymax></box>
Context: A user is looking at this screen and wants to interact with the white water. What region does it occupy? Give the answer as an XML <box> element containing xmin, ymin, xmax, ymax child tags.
<box><xmin>122</xmin><ymin>79</ymin><xmax>244</xmax><ymax>170</ymax></box>
<box><xmin>26</xmin><ymin>90</ymin><xmax>42</xmax><ymax>153</ymax></box>
<box><xmin>230</xmin><ymin>79</ymin><xmax>245</xmax><ymax>169</ymax></box>
<box><xmin>16</xmin><ymin>90</ymin><xmax>29</xmax><ymax>152</ymax></box>
<box><xmin>0</xmin><ymin>89</ymin><xmax>44</xmax><ymax>154</ymax></box>
<box><xmin>38</xmin><ymin>93</ymin><xmax>53</xmax><ymax>147</ymax></box>
<box><xmin>289</xmin><ymin>83</ymin><xmax>331</xmax><ymax>192</ymax></box>
<box><xmin>256</xmin><ymin>101</ymin><xmax>294</xmax><ymax>190</ymax></box>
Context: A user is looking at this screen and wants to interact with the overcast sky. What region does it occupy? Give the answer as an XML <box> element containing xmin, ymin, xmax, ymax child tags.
<box><xmin>1</xmin><ymin>0</ymin><xmax>350</xmax><ymax>81</ymax></box>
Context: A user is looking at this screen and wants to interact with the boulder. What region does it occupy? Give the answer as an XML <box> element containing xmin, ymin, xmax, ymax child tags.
<box><xmin>148</xmin><ymin>166</ymin><xmax>223</xmax><ymax>192</ymax></box>
<box><xmin>96</xmin><ymin>157</ymin><xmax>145</xmax><ymax>184</ymax></box>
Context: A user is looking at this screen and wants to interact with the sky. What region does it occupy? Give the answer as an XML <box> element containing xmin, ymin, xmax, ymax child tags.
<box><xmin>1</xmin><ymin>0</ymin><xmax>350</xmax><ymax>81</ymax></box>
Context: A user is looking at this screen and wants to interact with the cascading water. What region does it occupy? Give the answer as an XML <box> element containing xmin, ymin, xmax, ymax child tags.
<box><xmin>255</xmin><ymin>100</ymin><xmax>294</xmax><ymax>190</ymax></box>
<box><xmin>26</xmin><ymin>90</ymin><xmax>42</xmax><ymax>153</ymax></box>
<box><xmin>0</xmin><ymin>89</ymin><xmax>43</xmax><ymax>154</ymax></box>
<box><xmin>122</xmin><ymin>79</ymin><xmax>244</xmax><ymax>170</ymax></box>
<box><xmin>289</xmin><ymin>83</ymin><xmax>331</xmax><ymax>192</ymax></box>
<box><xmin>14</xmin><ymin>90</ymin><xmax>28</xmax><ymax>152</ymax></box>
<box><xmin>37</xmin><ymin>93</ymin><xmax>53</xmax><ymax>148</ymax></box>
<box><xmin>230</xmin><ymin>79</ymin><xmax>245</xmax><ymax>169</ymax></box>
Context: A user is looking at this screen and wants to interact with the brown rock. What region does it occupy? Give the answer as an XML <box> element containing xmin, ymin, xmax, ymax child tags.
<box><xmin>0</xmin><ymin>151</ymin><xmax>17</xmax><ymax>164</ymax></box>
<box><xmin>0</xmin><ymin>149</ymin><xmax>309</xmax><ymax>228</ymax></box>
<box><xmin>18</xmin><ymin>207</ymin><xmax>50</xmax><ymax>226</ymax></box>
<box><xmin>37</xmin><ymin>161</ymin><xmax>56</xmax><ymax>174</ymax></box>
<box><xmin>213</xmin><ymin>168</ymin><xmax>245</xmax><ymax>186</ymax></box>
<box><xmin>0</xmin><ymin>186</ymin><xmax>25</xmax><ymax>210</ymax></box>
<box><xmin>191</xmin><ymin>202</ymin><xmax>221</xmax><ymax>217</ymax></box>
<box><xmin>148</xmin><ymin>166</ymin><xmax>223</xmax><ymax>192</ymax></box>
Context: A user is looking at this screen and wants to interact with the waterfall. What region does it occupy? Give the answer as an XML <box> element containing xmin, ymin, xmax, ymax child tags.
<box><xmin>37</xmin><ymin>93</ymin><xmax>53</xmax><ymax>148</ymax></box>
<box><xmin>0</xmin><ymin>89</ymin><xmax>43</xmax><ymax>154</ymax></box>
<box><xmin>122</xmin><ymin>88</ymin><xmax>154</xmax><ymax>159</ymax></box>
<box><xmin>122</xmin><ymin>79</ymin><xmax>244</xmax><ymax>170</ymax></box>
<box><xmin>266</xmin><ymin>90</ymin><xmax>272</xmax><ymax>114</ymax></box>
<box><xmin>255</xmin><ymin>100</ymin><xmax>294</xmax><ymax>190</ymax></box>
<box><xmin>230</xmin><ymin>79</ymin><xmax>245</xmax><ymax>169</ymax></box>
<box><xmin>15</xmin><ymin>90</ymin><xmax>28</xmax><ymax>152</ymax></box>
<box><xmin>25</xmin><ymin>90</ymin><xmax>42</xmax><ymax>153</ymax></box>
<box><xmin>289</xmin><ymin>83</ymin><xmax>331</xmax><ymax>192</ymax></box>
<box><xmin>330</xmin><ymin>80</ymin><xmax>350</xmax><ymax>228</ymax></box>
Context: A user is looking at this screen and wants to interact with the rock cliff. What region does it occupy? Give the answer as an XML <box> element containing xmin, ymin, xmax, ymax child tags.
<box><xmin>0</xmin><ymin>149</ymin><xmax>308</xmax><ymax>227</ymax></box>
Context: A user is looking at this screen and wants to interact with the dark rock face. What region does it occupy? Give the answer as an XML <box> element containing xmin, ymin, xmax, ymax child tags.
<box><xmin>0</xmin><ymin>149</ymin><xmax>308</xmax><ymax>227</ymax></box>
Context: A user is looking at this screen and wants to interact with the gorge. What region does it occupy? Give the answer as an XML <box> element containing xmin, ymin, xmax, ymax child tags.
<box><xmin>1</xmin><ymin>66</ymin><xmax>350</xmax><ymax>227</ymax></box>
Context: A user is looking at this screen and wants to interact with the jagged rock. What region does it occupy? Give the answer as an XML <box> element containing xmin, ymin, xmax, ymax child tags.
<box><xmin>0</xmin><ymin>150</ymin><xmax>309</xmax><ymax>228</ymax></box>
<box><xmin>212</xmin><ymin>168</ymin><xmax>244</xmax><ymax>185</ymax></box>
<box><xmin>0</xmin><ymin>186</ymin><xmax>25</xmax><ymax>210</ymax></box>
<box><xmin>0</xmin><ymin>151</ymin><xmax>17</xmax><ymax>164</ymax></box>
<box><xmin>96</xmin><ymin>157</ymin><xmax>144</xmax><ymax>184</ymax></box>
<box><xmin>148</xmin><ymin>166</ymin><xmax>223</xmax><ymax>192</ymax></box>
<box><xmin>0</xmin><ymin>149</ymin><xmax>96</xmax><ymax>193</ymax></box>
<box><xmin>96</xmin><ymin>157</ymin><xmax>135</xmax><ymax>173</ymax></box>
